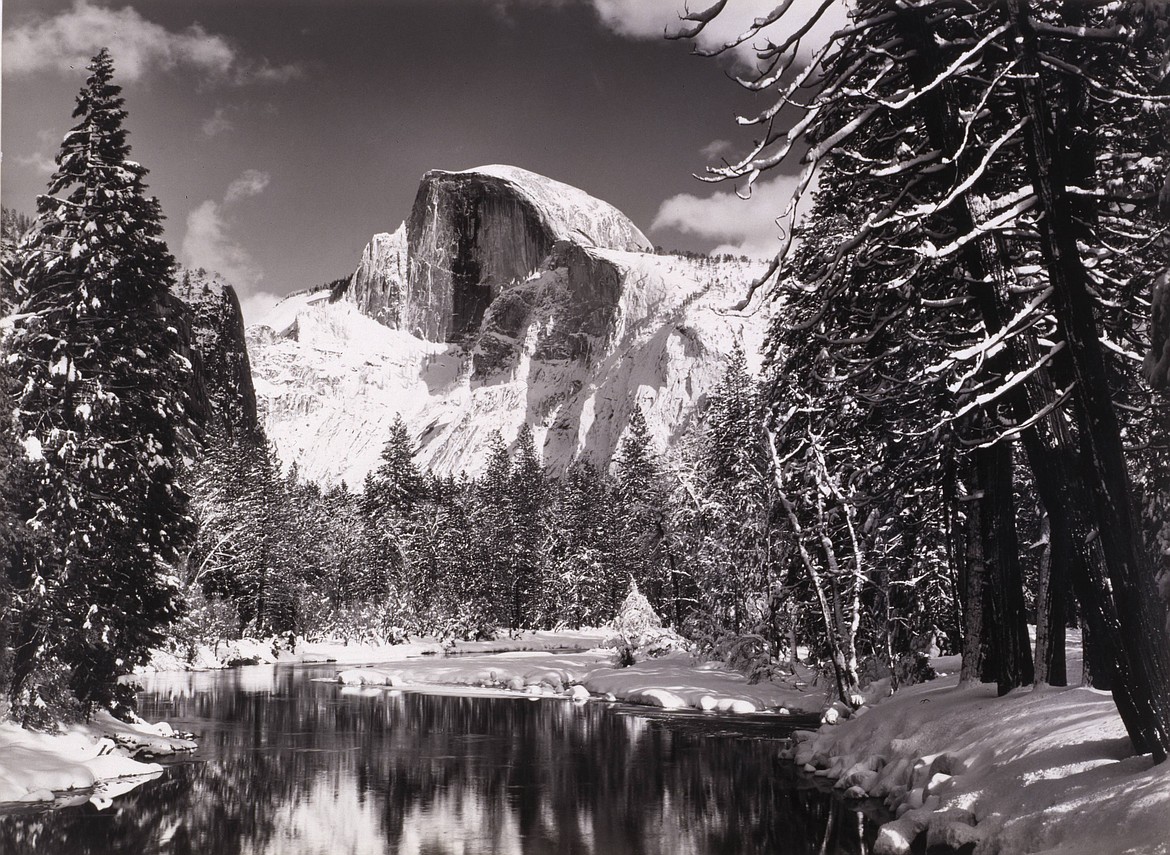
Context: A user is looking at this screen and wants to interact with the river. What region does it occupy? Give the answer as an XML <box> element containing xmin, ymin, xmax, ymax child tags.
<box><xmin>0</xmin><ymin>663</ymin><xmax>882</xmax><ymax>854</ymax></box>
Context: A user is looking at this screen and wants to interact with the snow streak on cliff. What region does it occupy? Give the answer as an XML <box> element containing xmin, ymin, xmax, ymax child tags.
<box><xmin>247</xmin><ymin>166</ymin><xmax>768</xmax><ymax>484</ymax></box>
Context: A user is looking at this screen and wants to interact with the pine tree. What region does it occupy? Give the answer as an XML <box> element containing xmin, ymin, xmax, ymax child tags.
<box><xmin>545</xmin><ymin>461</ymin><xmax>622</xmax><ymax>627</ymax></box>
<box><xmin>680</xmin><ymin>0</ymin><xmax>1170</xmax><ymax>751</ymax></box>
<box><xmin>2</xmin><ymin>49</ymin><xmax>196</xmax><ymax>721</ymax></box>
<box><xmin>613</xmin><ymin>406</ymin><xmax>668</xmax><ymax>614</ymax></box>
<box><xmin>509</xmin><ymin>425</ymin><xmax>547</xmax><ymax>628</ymax></box>
<box><xmin>362</xmin><ymin>415</ymin><xmax>425</xmax><ymax>622</ymax></box>
<box><xmin>472</xmin><ymin>432</ymin><xmax>517</xmax><ymax>628</ymax></box>
<box><xmin>365</xmin><ymin>415</ymin><xmax>425</xmax><ymax>517</ymax></box>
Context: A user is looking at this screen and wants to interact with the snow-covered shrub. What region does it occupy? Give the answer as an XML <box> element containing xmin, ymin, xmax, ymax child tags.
<box><xmin>612</xmin><ymin>580</ymin><xmax>661</xmax><ymax>647</ymax></box>
<box><xmin>428</xmin><ymin>608</ymin><xmax>500</xmax><ymax>644</ymax></box>
<box><xmin>170</xmin><ymin>589</ymin><xmax>239</xmax><ymax>661</ymax></box>
<box><xmin>607</xmin><ymin>581</ymin><xmax>688</xmax><ymax>664</ymax></box>
<box><xmin>683</xmin><ymin>610</ymin><xmax>792</xmax><ymax>685</ymax></box>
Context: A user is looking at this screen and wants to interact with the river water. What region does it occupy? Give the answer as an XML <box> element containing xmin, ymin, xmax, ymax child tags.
<box><xmin>0</xmin><ymin>664</ymin><xmax>881</xmax><ymax>854</ymax></box>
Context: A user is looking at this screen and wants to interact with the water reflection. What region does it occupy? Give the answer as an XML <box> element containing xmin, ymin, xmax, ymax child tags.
<box><xmin>0</xmin><ymin>666</ymin><xmax>878</xmax><ymax>854</ymax></box>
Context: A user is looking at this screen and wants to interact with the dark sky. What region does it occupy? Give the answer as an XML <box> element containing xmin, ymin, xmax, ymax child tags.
<box><xmin>3</xmin><ymin>0</ymin><xmax>837</xmax><ymax>320</ymax></box>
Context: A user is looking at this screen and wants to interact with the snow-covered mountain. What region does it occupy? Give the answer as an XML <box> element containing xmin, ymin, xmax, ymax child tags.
<box><xmin>247</xmin><ymin>165</ymin><xmax>770</xmax><ymax>485</ymax></box>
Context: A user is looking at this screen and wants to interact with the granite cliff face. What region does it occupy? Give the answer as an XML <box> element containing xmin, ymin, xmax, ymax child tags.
<box><xmin>346</xmin><ymin>224</ymin><xmax>408</xmax><ymax>328</ymax></box>
<box><xmin>173</xmin><ymin>270</ymin><xmax>261</xmax><ymax>439</ymax></box>
<box><xmin>357</xmin><ymin>166</ymin><xmax>652</xmax><ymax>342</ymax></box>
<box><xmin>249</xmin><ymin>166</ymin><xmax>766</xmax><ymax>484</ymax></box>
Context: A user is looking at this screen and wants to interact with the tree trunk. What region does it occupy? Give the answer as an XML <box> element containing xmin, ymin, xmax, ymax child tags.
<box><xmin>1033</xmin><ymin>511</ymin><xmax>1067</xmax><ymax>686</ymax></box>
<box><xmin>977</xmin><ymin>442</ymin><xmax>1035</xmax><ymax>694</ymax></box>
<box><xmin>959</xmin><ymin>487</ymin><xmax>987</xmax><ymax>685</ymax></box>
<box><xmin>1008</xmin><ymin>0</ymin><xmax>1170</xmax><ymax>761</ymax></box>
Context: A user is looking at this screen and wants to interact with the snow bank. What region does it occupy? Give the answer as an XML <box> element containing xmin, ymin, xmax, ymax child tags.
<box><xmin>783</xmin><ymin>674</ymin><xmax>1170</xmax><ymax>854</ymax></box>
<box><xmin>332</xmin><ymin>646</ymin><xmax>822</xmax><ymax>715</ymax></box>
<box><xmin>142</xmin><ymin>629</ymin><xmax>612</xmax><ymax>672</ymax></box>
<box><xmin>0</xmin><ymin>714</ymin><xmax>195</xmax><ymax>809</ymax></box>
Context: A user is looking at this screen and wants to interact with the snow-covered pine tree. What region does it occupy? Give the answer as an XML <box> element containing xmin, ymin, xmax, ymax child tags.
<box><xmin>472</xmin><ymin>431</ymin><xmax>517</xmax><ymax>628</ymax></box>
<box><xmin>2</xmin><ymin>209</ymin><xmax>35</xmax><ymax>314</ymax></box>
<box><xmin>362</xmin><ymin>414</ymin><xmax>425</xmax><ymax>621</ymax></box>
<box><xmin>613</xmin><ymin>406</ymin><xmax>669</xmax><ymax>614</ymax></box>
<box><xmin>509</xmin><ymin>424</ymin><xmax>548</xmax><ymax>629</ymax></box>
<box><xmin>2</xmin><ymin>49</ymin><xmax>196</xmax><ymax>721</ymax></box>
<box><xmin>681</xmin><ymin>344</ymin><xmax>780</xmax><ymax>653</ymax></box>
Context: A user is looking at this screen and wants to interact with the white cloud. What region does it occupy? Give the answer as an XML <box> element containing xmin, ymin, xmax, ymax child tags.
<box><xmin>700</xmin><ymin>139</ymin><xmax>735</xmax><ymax>161</ymax></box>
<box><xmin>584</xmin><ymin>0</ymin><xmax>847</xmax><ymax>67</ymax></box>
<box><xmin>181</xmin><ymin>170</ymin><xmax>273</xmax><ymax>298</ymax></box>
<box><xmin>201</xmin><ymin>107</ymin><xmax>234</xmax><ymax>138</ymax></box>
<box><xmin>181</xmin><ymin>200</ymin><xmax>264</xmax><ymax>292</ymax></box>
<box><xmin>3</xmin><ymin>0</ymin><xmax>301</xmax><ymax>84</ymax></box>
<box><xmin>237</xmin><ymin>290</ymin><xmax>284</xmax><ymax>326</ymax></box>
<box><xmin>14</xmin><ymin>151</ymin><xmax>57</xmax><ymax>175</ymax></box>
<box><xmin>225</xmin><ymin>170</ymin><xmax>271</xmax><ymax>203</ymax></box>
<box><xmin>651</xmin><ymin>173</ymin><xmax>813</xmax><ymax>259</ymax></box>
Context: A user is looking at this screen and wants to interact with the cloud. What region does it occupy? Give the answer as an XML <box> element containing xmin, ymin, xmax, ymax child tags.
<box><xmin>236</xmin><ymin>290</ymin><xmax>284</xmax><ymax>326</ymax></box>
<box><xmin>700</xmin><ymin>139</ymin><xmax>735</xmax><ymax>161</ymax></box>
<box><xmin>14</xmin><ymin>151</ymin><xmax>57</xmax><ymax>175</ymax></box>
<box><xmin>651</xmin><ymin>173</ymin><xmax>814</xmax><ymax>259</ymax></box>
<box><xmin>225</xmin><ymin>170</ymin><xmax>271</xmax><ymax>203</ymax></box>
<box><xmin>3</xmin><ymin>0</ymin><xmax>301</xmax><ymax>84</ymax></box>
<box><xmin>201</xmin><ymin>107</ymin><xmax>234</xmax><ymax>138</ymax></box>
<box><xmin>181</xmin><ymin>170</ymin><xmax>272</xmax><ymax>297</ymax></box>
<box><xmin>584</xmin><ymin>0</ymin><xmax>847</xmax><ymax>67</ymax></box>
<box><xmin>181</xmin><ymin>200</ymin><xmax>264</xmax><ymax>292</ymax></box>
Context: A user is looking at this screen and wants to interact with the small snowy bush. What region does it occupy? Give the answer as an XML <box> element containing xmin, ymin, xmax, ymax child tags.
<box><xmin>613</xmin><ymin>581</ymin><xmax>661</xmax><ymax>648</ymax></box>
<box><xmin>608</xmin><ymin>581</ymin><xmax>688</xmax><ymax>664</ymax></box>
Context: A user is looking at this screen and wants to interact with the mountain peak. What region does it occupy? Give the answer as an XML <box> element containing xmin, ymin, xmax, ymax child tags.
<box><xmin>247</xmin><ymin>166</ymin><xmax>768</xmax><ymax>484</ymax></box>
<box><xmin>425</xmin><ymin>165</ymin><xmax>653</xmax><ymax>253</ymax></box>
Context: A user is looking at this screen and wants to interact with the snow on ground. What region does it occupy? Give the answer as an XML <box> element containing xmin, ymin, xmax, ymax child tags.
<box><xmin>785</xmin><ymin>641</ymin><xmax>1170</xmax><ymax>854</ymax></box>
<box><xmin>145</xmin><ymin>626</ymin><xmax>822</xmax><ymax>714</ymax></box>
<box><xmin>333</xmin><ymin>647</ymin><xmax>824</xmax><ymax>715</ymax></box>
<box><xmin>139</xmin><ymin>629</ymin><xmax>617</xmax><ymax>672</ymax></box>
<box><xmin>0</xmin><ymin>713</ymin><xmax>196</xmax><ymax>809</ymax></box>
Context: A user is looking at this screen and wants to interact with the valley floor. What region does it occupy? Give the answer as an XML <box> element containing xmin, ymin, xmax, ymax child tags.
<box><xmin>3</xmin><ymin>629</ymin><xmax>1169</xmax><ymax>855</ymax></box>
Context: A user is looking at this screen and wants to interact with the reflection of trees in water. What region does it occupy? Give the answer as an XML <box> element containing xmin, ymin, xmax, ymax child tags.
<box><xmin>0</xmin><ymin>670</ymin><xmax>877</xmax><ymax>854</ymax></box>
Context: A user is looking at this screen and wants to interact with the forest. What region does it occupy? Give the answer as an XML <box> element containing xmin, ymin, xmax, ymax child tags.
<box><xmin>1</xmin><ymin>0</ymin><xmax>1169</xmax><ymax>779</ymax></box>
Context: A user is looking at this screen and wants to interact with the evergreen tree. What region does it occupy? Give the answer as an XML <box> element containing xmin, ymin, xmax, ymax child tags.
<box><xmin>545</xmin><ymin>461</ymin><xmax>622</xmax><ymax>627</ymax></box>
<box><xmin>680</xmin><ymin>0</ymin><xmax>1170</xmax><ymax>751</ymax></box>
<box><xmin>613</xmin><ymin>406</ymin><xmax>669</xmax><ymax>615</ymax></box>
<box><xmin>365</xmin><ymin>415</ymin><xmax>426</xmax><ymax>517</ymax></box>
<box><xmin>509</xmin><ymin>425</ymin><xmax>548</xmax><ymax>628</ymax></box>
<box><xmin>472</xmin><ymin>432</ymin><xmax>517</xmax><ymax>627</ymax></box>
<box><xmin>2</xmin><ymin>49</ymin><xmax>196</xmax><ymax>721</ymax></box>
<box><xmin>362</xmin><ymin>415</ymin><xmax>425</xmax><ymax>622</ymax></box>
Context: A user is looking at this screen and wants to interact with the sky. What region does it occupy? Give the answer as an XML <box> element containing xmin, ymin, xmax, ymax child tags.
<box><xmin>3</xmin><ymin>0</ymin><xmax>841</xmax><ymax>322</ymax></box>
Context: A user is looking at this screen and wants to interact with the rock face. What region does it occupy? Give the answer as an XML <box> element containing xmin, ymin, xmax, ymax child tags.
<box><xmin>248</xmin><ymin>165</ymin><xmax>766</xmax><ymax>484</ymax></box>
<box><xmin>173</xmin><ymin>270</ymin><xmax>261</xmax><ymax>439</ymax></box>
<box><xmin>369</xmin><ymin>166</ymin><xmax>651</xmax><ymax>342</ymax></box>
<box><xmin>346</xmin><ymin>224</ymin><xmax>408</xmax><ymax>328</ymax></box>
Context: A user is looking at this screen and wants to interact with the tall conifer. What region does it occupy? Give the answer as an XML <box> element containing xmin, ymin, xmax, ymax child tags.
<box><xmin>2</xmin><ymin>49</ymin><xmax>195</xmax><ymax>720</ymax></box>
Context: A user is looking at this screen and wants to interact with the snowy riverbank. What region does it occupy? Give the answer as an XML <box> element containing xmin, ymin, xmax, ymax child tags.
<box><xmin>0</xmin><ymin>712</ymin><xmax>196</xmax><ymax>809</ymax></box>
<box><xmin>135</xmin><ymin>628</ymin><xmax>619</xmax><ymax>671</ymax></box>
<box><xmin>11</xmin><ymin>627</ymin><xmax>1168</xmax><ymax>855</ymax></box>
<box><xmin>787</xmin><ymin>651</ymin><xmax>1170</xmax><ymax>854</ymax></box>
<box><xmin>333</xmin><ymin>647</ymin><xmax>824</xmax><ymax>715</ymax></box>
